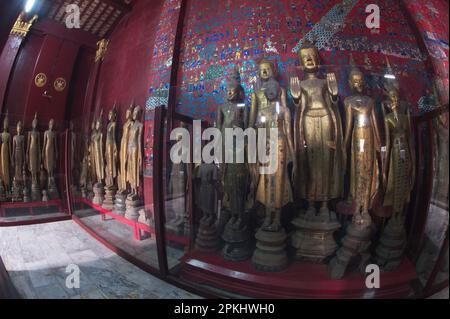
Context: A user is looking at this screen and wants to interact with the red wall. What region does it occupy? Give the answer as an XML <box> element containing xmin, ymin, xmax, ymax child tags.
<box><xmin>93</xmin><ymin>0</ymin><xmax>164</xmax><ymax>123</ymax></box>
<box><xmin>3</xmin><ymin>18</ymin><xmax>98</xmax><ymax>129</ymax></box>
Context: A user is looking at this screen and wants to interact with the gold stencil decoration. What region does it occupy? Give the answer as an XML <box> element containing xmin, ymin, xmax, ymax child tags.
<box><xmin>35</xmin><ymin>73</ymin><xmax>47</xmax><ymax>87</ymax></box>
<box><xmin>11</xmin><ymin>14</ymin><xmax>38</xmax><ymax>37</ymax></box>
<box><xmin>54</xmin><ymin>77</ymin><xmax>67</xmax><ymax>92</ymax></box>
<box><xmin>95</xmin><ymin>39</ymin><xmax>109</xmax><ymax>63</ymax></box>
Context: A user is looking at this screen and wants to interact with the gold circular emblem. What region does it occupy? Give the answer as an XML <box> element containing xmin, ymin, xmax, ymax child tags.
<box><xmin>34</xmin><ymin>73</ymin><xmax>47</xmax><ymax>87</ymax></box>
<box><xmin>54</xmin><ymin>77</ymin><xmax>66</xmax><ymax>92</ymax></box>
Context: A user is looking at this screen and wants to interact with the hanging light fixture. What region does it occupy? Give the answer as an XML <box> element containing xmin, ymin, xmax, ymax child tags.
<box><xmin>24</xmin><ymin>0</ymin><xmax>36</xmax><ymax>13</ymax></box>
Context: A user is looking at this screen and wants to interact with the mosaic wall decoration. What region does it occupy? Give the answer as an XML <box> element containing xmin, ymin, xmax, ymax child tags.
<box><xmin>145</xmin><ymin>0</ymin><xmax>182</xmax><ymax>178</ymax></box>
<box><xmin>173</xmin><ymin>0</ymin><xmax>435</xmax><ymax>123</ymax></box>
<box><xmin>402</xmin><ymin>0</ymin><xmax>449</xmax><ymax>110</ymax></box>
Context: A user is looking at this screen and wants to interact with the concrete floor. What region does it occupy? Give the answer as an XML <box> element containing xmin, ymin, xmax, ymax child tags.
<box><xmin>0</xmin><ymin>220</ymin><xmax>200</xmax><ymax>299</ymax></box>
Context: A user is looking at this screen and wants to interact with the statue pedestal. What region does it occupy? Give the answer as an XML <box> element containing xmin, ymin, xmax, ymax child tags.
<box><xmin>375</xmin><ymin>218</ymin><xmax>406</xmax><ymax>271</ymax></box>
<box><xmin>138</xmin><ymin>209</ymin><xmax>151</xmax><ymax>239</ymax></box>
<box><xmin>328</xmin><ymin>218</ymin><xmax>372</xmax><ymax>279</ymax></box>
<box><xmin>195</xmin><ymin>219</ymin><xmax>220</xmax><ymax>253</ymax></box>
<box><xmin>221</xmin><ymin>220</ymin><xmax>252</xmax><ymax>262</ymax></box>
<box><xmin>125</xmin><ymin>196</ymin><xmax>142</xmax><ymax>221</ymax></box>
<box><xmin>291</xmin><ymin>211</ymin><xmax>340</xmax><ymax>263</ymax></box>
<box><xmin>92</xmin><ymin>183</ymin><xmax>104</xmax><ymax>206</ymax></box>
<box><xmin>102</xmin><ymin>185</ymin><xmax>117</xmax><ymax>211</ymax></box>
<box><xmin>113</xmin><ymin>191</ymin><xmax>127</xmax><ymax>216</ymax></box>
<box><xmin>48</xmin><ymin>179</ymin><xmax>59</xmax><ymax>200</ymax></box>
<box><xmin>165</xmin><ymin>212</ymin><xmax>186</xmax><ymax>236</ymax></box>
<box><xmin>81</xmin><ymin>187</ymin><xmax>88</xmax><ymax>199</ymax></box>
<box><xmin>11</xmin><ymin>182</ymin><xmax>22</xmax><ymax>202</ymax></box>
<box><xmin>0</xmin><ymin>179</ymin><xmax>5</xmax><ymax>202</ymax></box>
<box><xmin>42</xmin><ymin>190</ymin><xmax>49</xmax><ymax>202</ymax></box>
<box><xmin>252</xmin><ymin>228</ymin><xmax>288</xmax><ymax>272</ymax></box>
<box><xmin>23</xmin><ymin>186</ymin><xmax>31</xmax><ymax>203</ymax></box>
<box><xmin>31</xmin><ymin>183</ymin><xmax>41</xmax><ymax>202</ymax></box>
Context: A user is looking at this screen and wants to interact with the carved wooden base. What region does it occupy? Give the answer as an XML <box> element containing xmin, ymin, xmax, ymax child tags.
<box><xmin>328</xmin><ymin>221</ymin><xmax>372</xmax><ymax>279</ymax></box>
<box><xmin>221</xmin><ymin>219</ymin><xmax>252</xmax><ymax>262</ymax></box>
<box><xmin>291</xmin><ymin>211</ymin><xmax>340</xmax><ymax>263</ymax></box>
<box><xmin>11</xmin><ymin>183</ymin><xmax>22</xmax><ymax>202</ymax></box>
<box><xmin>375</xmin><ymin>218</ymin><xmax>406</xmax><ymax>271</ymax></box>
<box><xmin>252</xmin><ymin>228</ymin><xmax>288</xmax><ymax>272</ymax></box>
<box><xmin>92</xmin><ymin>183</ymin><xmax>104</xmax><ymax>206</ymax></box>
<box><xmin>102</xmin><ymin>186</ymin><xmax>117</xmax><ymax>211</ymax></box>
<box><xmin>125</xmin><ymin>196</ymin><xmax>142</xmax><ymax>221</ymax></box>
<box><xmin>195</xmin><ymin>220</ymin><xmax>220</xmax><ymax>253</ymax></box>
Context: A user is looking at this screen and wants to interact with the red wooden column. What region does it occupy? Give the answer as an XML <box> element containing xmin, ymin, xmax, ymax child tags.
<box><xmin>0</xmin><ymin>14</ymin><xmax>38</xmax><ymax>113</ymax></box>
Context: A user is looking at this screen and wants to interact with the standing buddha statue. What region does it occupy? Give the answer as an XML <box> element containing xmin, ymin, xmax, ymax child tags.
<box><xmin>375</xmin><ymin>76</ymin><xmax>415</xmax><ymax>271</ymax></box>
<box><xmin>42</xmin><ymin>119</ymin><xmax>59</xmax><ymax>199</ymax></box>
<box><xmin>12</xmin><ymin>121</ymin><xmax>25</xmax><ymax>184</ymax></box>
<box><xmin>125</xmin><ymin>105</ymin><xmax>143</xmax><ymax>221</ymax></box>
<box><xmin>329</xmin><ymin>56</ymin><xmax>382</xmax><ymax>279</ymax></box>
<box><xmin>92</xmin><ymin>111</ymin><xmax>105</xmax><ymax>205</ymax></box>
<box><xmin>102</xmin><ymin>106</ymin><xmax>118</xmax><ymax>210</ymax></box>
<box><xmin>217</xmin><ymin>69</ymin><xmax>252</xmax><ymax>261</ymax></box>
<box><xmin>249</xmin><ymin>59</ymin><xmax>295</xmax><ymax>271</ymax></box>
<box><xmin>26</xmin><ymin>113</ymin><xmax>41</xmax><ymax>200</ymax></box>
<box><xmin>289</xmin><ymin>40</ymin><xmax>343</xmax><ymax>262</ymax></box>
<box><xmin>0</xmin><ymin>112</ymin><xmax>11</xmax><ymax>193</ymax></box>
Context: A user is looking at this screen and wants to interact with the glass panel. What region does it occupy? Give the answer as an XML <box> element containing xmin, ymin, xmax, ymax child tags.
<box><xmin>0</xmin><ymin>112</ymin><xmax>70</xmax><ymax>224</ymax></box>
<box><xmin>164</xmin><ymin>119</ymin><xmax>193</xmax><ymax>273</ymax></box>
<box><xmin>70</xmin><ymin>106</ymin><xmax>159</xmax><ymax>271</ymax></box>
<box><xmin>416</xmin><ymin>113</ymin><xmax>449</xmax><ymax>287</ymax></box>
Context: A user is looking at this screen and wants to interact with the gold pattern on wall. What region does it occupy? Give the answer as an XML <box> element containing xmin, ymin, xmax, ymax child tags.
<box><xmin>54</xmin><ymin>77</ymin><xmax>67</xmax><ymax>92</ymax></box>
<box><xmin>10</xmin><ymin>14</ymin><xmax>38</xmax><ymax>38</ymax></box>
<box><xmin>95</xmin><ymin>39</ymin><xmax>109</xmax><ymax>63</ymax></box>
<box><xmin>34</xmin><ymin>73</ymin><xmax>47</xmax><ymax>88</ymax></box>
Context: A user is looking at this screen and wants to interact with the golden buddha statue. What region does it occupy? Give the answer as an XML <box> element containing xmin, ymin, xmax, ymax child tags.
<box><xmin>290</xmin><ymin>40</ymin><xmax>343</xmax><ymax>216</ymax></box>
<box><xmin>126</xmin><ymin>105</ymin><xmax>143</xmax><ymax>200</ymax></box>
<box><xmin>249</xmin><ymin>59</ymin><xmax>294</xmax><ymax>272</ymax></box>
<box><xmin>12</xmin><ymin>121</ymin><xmax>25</xmax><ymax>183</ymax></box>
<box><xmin>118</xmin><ymin>104</ymin><xmax>134</xmax><ymax>193</ymax></box>
<box><xmin>375</xmin><ymin>79</ymin><xmax>415</xmax><ymax>271</ymax></box>
<box><xmin>42</xmin><ymin>119</ymin><xmax>58</xmax><ymax>197</ymax></box>
<box><xmin>343</xmin><ymin>59</ymin><xmax>381</xmax><ymax>215</ymax></box>
<box><xmin>249</xmin><ymin>60</ymin><xmax>294</xmax><ymax>232</ymax></box>
<box><xmin>0</xmin><ymin>112</ymin><xmax>11</xmax><ymax>192</ymax></box>
<box><xmin>105</xmin><ymin>107</ymin><xmax>118</xmax><ymax>188</ymax></box>
<box><xmin>88</xmin><ymin>120</ymin><xmax>97</xmax><ymax>186</ymax></box>
<box><xmin>328</xmin><ymin>58</ymin><xmax>381</xmax><ymax>279</ymax></box>
<box><xmin>92</xmin><ymin>111</ymin><xmax>105</xmax><ymax>185</ymax></box>
<box><xmin>26</xmin><ymin>113</ymin><xmax>41</xmax><ymax>188</ymax></box>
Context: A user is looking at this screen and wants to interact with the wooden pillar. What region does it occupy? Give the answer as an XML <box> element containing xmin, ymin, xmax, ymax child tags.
<box><xmin>0</xmin><ymin>14</ymin><xmax>38</xmax><ymax>113</ymax></box>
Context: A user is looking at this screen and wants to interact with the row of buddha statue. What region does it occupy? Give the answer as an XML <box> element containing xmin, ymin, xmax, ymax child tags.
<box><xmin>0</xmin><ymin>113</ymin><xmax>59</xmax><ymax>202</ymax></box>
<box><xmin>79</xmin><ymin>105</ymin><xmax>144</xmax><ymax>221</ymax></box>
<box><xmin>193</xmin><ymin>41</ymin><xmax>415</xmax><ymax>279</ymax></box>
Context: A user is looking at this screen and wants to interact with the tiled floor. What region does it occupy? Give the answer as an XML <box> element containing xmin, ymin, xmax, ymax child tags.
<box><xmin>0</xmin><ymin>220</ymin><xmax>200</xmax><ymax>299</ymax></box>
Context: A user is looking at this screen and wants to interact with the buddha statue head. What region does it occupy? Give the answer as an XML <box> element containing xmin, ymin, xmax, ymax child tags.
<box><xmin>258</xmin><ymin>58</ymin><xmax>276</xmax><ymax>81</ymax></box>
<box><xmin>16</xmin><ymin>121</ymin><xmax>23</xmax><ymax>135</ymax></box>
<box><xmin>95</xmin><ymin>110</ymin><xmax>103</xmax><ymax>131</ymax></box>
<box><xmin>3</xmin><ymin>111</ymin><xmax>9</xmax><ymax>132</ymax></box>
<box><xmin>348</xmin><ymin>55</ymin><xmax>365</xmax><ymax>94</ymax></box>
<box><xmin>226</xmin><ymin>68</ymin><xmax>244</xmax><ymax>102</ymax></box>
<box><xmin>298</xmin><ymin>40</ymin><xmax>320</xmax><ymax>73</ymax></box>
<box><xmin>262</xmin><ymin>78</ymin><xmax>280</xmax><ymax>102</ymax></box>
<box><xmin>48</xmin><ymin>118</ymin><xmax>55</xmax><ymax>130</ymax></box>
<box><xmin>132</xmin><ymin>105</ymin><xmax>143</xmax><ymax>121</ymax></box>
<box><xmin>32</xmin><ymin>113</ymin><xmax>38</xmax><ymax>130</ymax></box>
<box><xmin>108</xmin><ymin>105</ymin><xmax>117</xmax><ymax>122</ymax></box>
<box><xmin>126</xmin><ymin>102</ymin><xmax>134</xmax><ymax>121</ymax></box>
